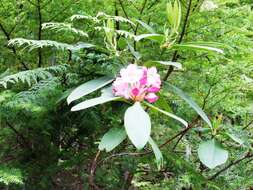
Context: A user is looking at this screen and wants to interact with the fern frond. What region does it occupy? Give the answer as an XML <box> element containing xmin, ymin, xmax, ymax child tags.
<box><xmin>8</xmin><ymin>38</ymin><xmax>94</xmax><ymax>52</ymax></box>
<box><xmin>3</xmin><ymin>78</ymin><xmax>62</xmax><ymax>114</ymax></box>
<box><xmin>0</xmin><ymin>166</ymin><xmax>23</xmax><ymax>185</ymax></box>
<box><xmin>0</xmin><ymin>65</ymin><xmax>69</xmax><ymax>88</ymax></box>
<box><xmin>12</xmin><ymin>78</ymin><xmax>60</xmax><ymax>104</ymax></box>
<box><xmin>42</xmin><ymin>22</ymin><xmax>88</xmax><ymax>37</ymax></box>
<box><xmin>96</xmin><ymin>12</ymin><xmax>135</xmax><ymax>26</ymax></box>
<box><xmin>70</xmin><ymin>12</ymin><xmax>135</xmax><ymax>26</ymax></box>
<box><xmin>70</xmin><ymin>14</ymin><xmax>100</xmax><ymax>23</ymax></box>
<box><xmin>94</xmin><ymin>27</ymin><xmax>135</xmax><ymax>39</ymax></box>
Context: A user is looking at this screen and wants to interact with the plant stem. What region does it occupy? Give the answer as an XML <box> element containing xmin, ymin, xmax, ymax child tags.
<box><xmin>163</xmin><ymin>0</ymin><xmax>192</xmax><ymax>81</ymax></box>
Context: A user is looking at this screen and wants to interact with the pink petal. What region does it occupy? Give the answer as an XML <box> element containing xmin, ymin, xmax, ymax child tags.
<box><xmin>148</xmin><ymin>87</ymin><xmax>160</xmax><ymax>93</ymax></box>
<box><xmin>131</xmin><ymin>87</ymin><xmax>140</xmax><ymax>96</ymax></box>
<box><xmin>145</xmin><ymin>93</ymin><xmax>159</xmax><ymax>103</ymax></box>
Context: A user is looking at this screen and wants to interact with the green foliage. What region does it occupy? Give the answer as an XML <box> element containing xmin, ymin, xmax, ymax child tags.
<box><xmin>0</xmin><ymin>166</ymin><xmax>23</xmax><ymax>185</ymax></box>
<box><xmin>0</xmin><ymin>0</ymin><xmax>252</xmax><ymax>189</ymax></box>
<box><xmin>0</xmin><ymin>65</ymin><xmax>68</xmax><ymax>88</ymax></box>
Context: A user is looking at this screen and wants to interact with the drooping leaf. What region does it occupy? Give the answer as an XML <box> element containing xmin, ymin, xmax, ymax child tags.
<box><xmin>99</xmin><ymin>128</ymin><xmax>127</xmax><ymax>152</ymax></box>
<box><xmin>144</xmin><ymin>61</ymin><xmax>182</xmax><ymax>70</ymax></box>
<box><xmin>144</xmin><ymin>102</ymin><xmax>188</xmax><ymax>127</ymax></box>
<box><xmin>136</xmin><ymin>19</ymin><xmax>155</xmax><ymax>33</ymax></box>
<box><xmin>134</xmin><ymin>34</ymin><xmax>165</xmax><ymax>43</ymax></box>
<box><xmin>124</xmin><ymin>102</ymin><xmax>151</xmax><ymax>149</ymax></box>
<box><xmin>173</xmin><ymin>44</ymin><xmax>224</xmax><ymax>54</ymax></box>
<box><xmin>164</xmin><ymin>83</ymin><xmax>212</xmax><ymax>128</ymax></box>
<box><xmin>148</xmin><ymin>137</ymin><xmax>163</xmax><ymax>170</ymax></box>
<box><xmin>67</xmin><ymin>76</ymin><xmax>114</xmax><ymax>104</ymax></box>
<box><xmin>226</xmin><ymin>132</ymin><xmax>245</xmax><ymax>145</ymax></box>
<box><xmin>198</xmin><ymin>139</ymin><xmax>228</xmax><ymax>169</ymax></box>
<box><xmin>127</xmin><ymin>42</ymin><xmax>142</xmax><ymax>60</ymax></box>
<box><xmin>71</xmin><ymin>86</ymin><xmax>120</xmax><ymax>111</ymax></box>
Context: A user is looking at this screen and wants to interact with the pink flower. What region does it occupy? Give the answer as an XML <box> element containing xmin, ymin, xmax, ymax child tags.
<box><xmin>112</xmin><ymin>64</ymin><xmax>161</xmax><ymax>103</ymax></box>
<box><xmin>145</xmin><ymin>93</ymin><xmax>158</xmax><ymax>103</ymax></box>
<box><xmin>120</xmin><ymin>64</ymin><xmax>143</xmax><ymax>83</ymax></box>
<box><xmin>147</xmin><ymin>67</ymin><xmax>161</xmax><ymax>87</ymax></box>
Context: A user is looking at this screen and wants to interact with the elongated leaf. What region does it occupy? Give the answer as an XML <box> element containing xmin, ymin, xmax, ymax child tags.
<box><xmin>124</xmin><ymin>102</ymin><xmax>151</xmax><ymax>149</ymax></box>
<box><xmin>198</xmin><ymin>139</ymin><xmax>228</xmax><ymax>169</ymax></box>
<box><xmin>173</xmin><ymin>44</ymin><xmax>224</xmax><ymax>54</ymax></box>
<box><xmin>99</xmin><ymin>128</ymin><xmax>126</xmax><ymax>152</ymax></box>
<box><xmin>144</xmin><ymin>102</ymin><xmax>188</xmax><ymax>127</ymax></box>
<box><xmin>226</xmin><ymin>133</ymin><xmax>245</xmax><ymax>145</ymax></box>
<box><xmin>127</xmin><ymin>42</ymin><xmax>142</xmax><ymax>60</ymax></box>
<box><xmin>144</xmin><ymin>61</ymin><xmax>182</xmax><ymax>70</ymax></box>
<box><xmin>71</xmin><ymin>86</ymin><xmax>120</xmax><ymax>111</ymax></box>
<box><xmin>67</xmin><ymin>76</ymin><xmax>114</xmax><ymax>104</ymax></box>
<box><xmin>134</xmin><ymin>34</ymin><xmax>164</xmax><ymax>43</ymax></box>
<box><xmin>164</xmin><ymin>83</ymin><xmax>212</xmax><ymax>128</ymax></box>
<box><xmin>136</xmin><ymin>19</ymin><xmax>155</xmax><ymax>33</ymax></box>
<box><xmin>148</xmin><ymin>137</ymin><xmax>163</xmax><ymax>170</ymax></box>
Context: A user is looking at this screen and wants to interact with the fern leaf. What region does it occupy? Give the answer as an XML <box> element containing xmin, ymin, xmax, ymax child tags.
<box><xmin>70</xmin><ymin>12</ymin><xmax>135</xmax><ymax>26</ymax></box>
<box><xmin>42</xmin><ymin>22</ymin><xmax>88</xmax><ymax>37</ymax></box>
<box><xmin>8</xmin><ymin>38</ymin><xmax>94</xmax><ymax>52</ymax></box>
<box><xmin>0</xmin><ymin>166</ymin><xmax>23</xmax><ymax>185</ymax></box>
<box><xmin>94</xmin><ymin>27</ymin><xmax>135</xmax><ymax>39</ymax></box>
<box><xmin>70</xmin><ymin>14</ymin><xmax>100</xmax><ymax>23</ymax></box>
<box><xmin>0</xmin><ymin>65</ymin><xmax>69</xmax><ymax>88</ymax></box>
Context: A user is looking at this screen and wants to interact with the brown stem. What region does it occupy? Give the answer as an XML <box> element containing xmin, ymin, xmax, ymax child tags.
<box><xmin>163</xmin><ymin>0</ymin><xmax>192</xmax><ymax>81</ymax></box>
<box><xmin>117</xmin><ymin>0</ymin><xmax>135</xmax><ymax>32</ymax></box>
<box><xmin>47</xmin><ymin>0</ymin><xmax>80</xmax><ymax>22</ymax></box>
<box><xmin>133</xmin><ymin>0</ymin><xmax>148</xmax><ymax>50</ymax></box>
<box><xmin>89</xmin><ymin>150</ymin><xmax>101</xmax><ymax>190</ymax></box>
<box><xmin>37</xmin><ymin>0</ymin><xmax>43</xmax><ymax>67</ymax></box>
<box><xmin>99</xmin><ymin>117</ymin><xmax>200</xmax><ymax>165</ymax></box>
<box><xmin>6</xmin><ymin>121</ymin><xmax>31</xmax><ymax>150</ymax></box>
<box><xmin>208</xmin><ymin>152</ymin><xmax>253</xmax><ymax>180</ymax></box>
<box><xmin>242</xmin><ymin>120</ymin><xmax>253</xmax><ymax>130</ymax></box>
<box><xmin>0</xmin><ymin>21</ymin><xmax>29</xmax><ymax>70</ymax></box>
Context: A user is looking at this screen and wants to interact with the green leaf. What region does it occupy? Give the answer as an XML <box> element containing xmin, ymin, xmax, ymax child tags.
<box><xmin>154</xmin><ymin>95</ymin><xmax>173</xmax><ymax>113</ymax></box>
<box><xmin>127</xmin><ymin>42</ymin><xmax>142</xmax><ymax>60</ymax></box>
<box><xmin>144</xmin><ymin>102</ymin><xmax>188</xmax><ymax>127</ymax></box>
<box><xmin>198</xmin><ymin>139</ymin><xmax>228</xmax><ymax>169</ymax></box>
<box><xmin>164</xmin><ymin>83</ymin><xmax>212</xmax><ymax>128</ymax></box>
<box><xmin>173</xmin><ymin>44</ymin><xmax>224</xmax><ymax>54</ymax></box>
<box><xmin>144</xmin><ymin>60</ymin><xmax>182</xmax><ymax>70</ymax></box>
<box><xmin>71</xmin><ymin>86</ymin><xmax>120</xmax><ymax>111</ymax></box>
<box><xmin>124</xmin><ymin>102</ymin><xmax>151</xmax><ymax>149</ymax></box>
<box><xmin>67</xmin><ymin>76</ymin><xmax>114</xmax><ymax>104</ymax></box>
<box><xmin>99</xmin><ymin>128</ymin><xmax>127</xmax><ymax>152</ymax></box>
<box><xmin>226</xmin><ymin>133</ymin><xmax>245</xmax><ymax>145</ymax></box>
<box><xmin>134</xmin><ymin>34</ymin><xmax>165</xmax><ymax>43</ymax></box>
<box><xmin>148</xmin><ymin>137</ymin><xmax>163</xmax><ymax>170</ymax></box>
<box><xmin>136</xmin><ymin>19</ymin><xmax>155</xmax><ymax>33</ymax></box>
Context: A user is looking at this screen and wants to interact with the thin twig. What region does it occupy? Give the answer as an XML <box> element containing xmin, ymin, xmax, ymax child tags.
<box><xmin>133</xmin><ymin>0</ymin><xmax>148</xmax><ymax>50</ymax></box>
<box><xmin>6</xmin><ymin>121</ymin><xmax>31</xmax><ymax>150</ymax></box>
<box><xmin>208</xmin><ymin>152</ymin><xmax>253</xmax><ymax>180</ymax></box>
<box><xmin>98</xmin><ymin>117</ymin><xmax>200</xmax><ymax>166</ymax></box>
<box><xmin>242</xmin><ymin>120</ymin><xmax>253</xmax><ymax>130</ymax></box>
<box><xmin>118</xmin><ymin>0</ymin><xmax>135</xmax><ymax>31</ymax></box>
<box><xmin>163</xmin><ymin>0</ymin><xmax>192</xmax><ymax>81</ymax></box>
<box><xmin>37</xmin><ymin>0</ymin><xmax>43</xmax><ymax>67</ymax></box>
<box><xmin>0</xmin><ymin>21</ymin><xmax>29</xmax><ymax>70</ymax></box>
<box><xmin>89</xmin><ymin>150</ymin><xmax>101</xmax><ymax>190</ymax></box>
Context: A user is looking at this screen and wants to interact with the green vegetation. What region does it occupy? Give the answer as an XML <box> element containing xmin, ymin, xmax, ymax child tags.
<box><xmin>0</xmin><ymin>0</ymin><xmax>252</xmax><ymax>189</ymax></box>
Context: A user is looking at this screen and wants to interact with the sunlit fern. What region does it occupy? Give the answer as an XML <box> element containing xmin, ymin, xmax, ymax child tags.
<box><xmin>0</xmin><ymin>166</ymin><xmax>23</xmax><ymax>185</ymax></box>
<box><xmin>8</xmin><ymin>38</ymin><xmax>94</xmax><ymax>52</ymax></box>
<box><xmin>70</xmin><ymin>11</ymin><xmax>135</xmax><ymax>26</ymax></box>
<box><xmin>42</xmin><ymin>22</ymin><xmax>88</xmax><ymax>37</ymax></box>
<box><xmin>0</xmin><ymin>64</ymin><xmax>68</xmax><ymax>88</ymax></box>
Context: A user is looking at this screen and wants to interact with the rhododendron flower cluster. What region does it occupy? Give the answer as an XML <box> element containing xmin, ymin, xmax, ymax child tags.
<box><xmin>112</xmin><ymin>64</ymin><xmax>161</xmax><ymax>103</ymax></box>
